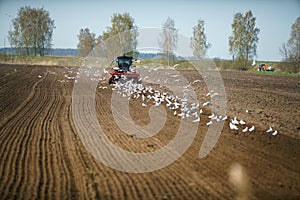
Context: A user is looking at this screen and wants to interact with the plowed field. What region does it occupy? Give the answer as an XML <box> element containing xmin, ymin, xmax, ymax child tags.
<box><xmin>0</xmin><ymin>64</ymin><xmax>299</xmax><ymax>199</ymax></box>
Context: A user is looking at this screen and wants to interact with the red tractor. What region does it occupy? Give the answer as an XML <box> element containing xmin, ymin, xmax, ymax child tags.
<box><xmin>258</xmin><ymin>63</ymin><xmax>275</xmax><ymax>71</ymax></box>
<box><xmin>108</xmin><ymin>55</ymin><xmax>141</xmax><ymax>84</ymax></box>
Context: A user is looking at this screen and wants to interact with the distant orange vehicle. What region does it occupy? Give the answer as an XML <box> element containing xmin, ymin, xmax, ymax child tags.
<box><xmin>258</xmin><ymin>63</ymin><xmax>275</xmax><ymax>71</ymax></box>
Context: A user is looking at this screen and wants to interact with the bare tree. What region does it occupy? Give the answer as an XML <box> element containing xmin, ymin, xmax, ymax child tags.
<box><xmin>279</xmin><ymin>43</ymin><xmax>289</xmax><ymax>61</ymax></box>
<box><xmin>159</xmin><ymin>17</ymin><xmax>178</xmax><ymax>65</ymax></box>
<box><xmin>288</xmin><ymin>17</ymin><xmax>300</xmax><ymax>60</ymax></box>
<box><xmin>190</xmin><ymin>19</ymin><xmax>210</xmax><ymax>58</ymax></box>
<box><xmin>279</xmin><ymin>16</ymin><xmax>300</xmax><ymax>72</ymax></box>
<box><xmin>94</xmin><ymin>35</ymin><xmax>105</xmax><ymax>57</ymax></box>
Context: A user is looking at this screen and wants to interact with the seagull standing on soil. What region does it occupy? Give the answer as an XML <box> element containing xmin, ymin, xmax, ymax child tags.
<box><xmin>229</xmin><ymin>122</ymin><xmax>238</xmax><ymax>130</ymax></box>
<box><xmin>178</xmin><ymin>113</ymin><xmax>185</xmax><ymax>119</ymax></box>
<box><xmin>266</xmin><ymin>127</ymin><xmax>273</xmax><ymax>133</ymax></box>
<box><xmin>192</xmin><ymin>80</ymin><xmax>201</xmax><ymax>84</ymax></box>
<box><xmin>103</xmin><ymin>68</ymin><xmax>108</xmax><ymax>74</ymax></box>
<box><xmin>203</xmin><ymin>101</ymin><xmax>212</xmax><ymax>107</ymax></box>
<box><xmin>192</xmin><ymin>112</ymin><xmax>198</xmax><ymax>117</ymax></box>
<box><xmin>190</xmin><ymin>103</ymin><xmax>199</xmax><ymax>110</ymax></box>
<box><xmin>206</xmin><ymin>120</ymin><xmax>213</xmax><ymax>126</ymax></box>
<box><xmin>272</xmin><ymin>130</ymin><xmax>278</xmax><ymax>136</ymax></box>
<box><xmin>208</xmin><ymin>113</ymin><xmax>216</xmax><ymax>119</ymax></box>
<box><xmin>221</xmin><ymin>116</ymin><xmax>228</xmax><ymax>121</ymax></box>
<box><xmin>242</xmin><ymin>127</ymin><xmax>248</xmax><ymax>133</ymax></box>
<box><xmin>141</xmin><ymin>103</ymin><xmax>147</xmax><ymax>107</ymax></box>
<box><xmin>249</xmin><ymin>126</ymin><xmax>255</xmax><ymax>132</ymax></box>
<box><xmin>231</xmin><ymin>117</ymin><xmax>239</xmax><ymax>125</ymax></box>
<box><xmin>239</xmin><ymin>119</ymin><xmax>246</xmax><ymax>125</ymax></box>
<box><xmin>216</xmin><ymin>116</ymin><xmax>223</xmax><ymax>122</ymax></box>
<box><xmin>193</xmin><ymin>117</ymin><xmax>200</xmax><ymax>123</ymax></box>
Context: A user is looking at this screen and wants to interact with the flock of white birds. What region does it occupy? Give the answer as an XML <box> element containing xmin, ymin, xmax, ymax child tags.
<box><xmin>110</xmin><ymin>78</ymin><xmax>278</xmax><ymax>137</ymax></box>
<box><xmin>46</xmin><ymin>66</ymin><xmax>278</xmax><ymax>137</ymax></box>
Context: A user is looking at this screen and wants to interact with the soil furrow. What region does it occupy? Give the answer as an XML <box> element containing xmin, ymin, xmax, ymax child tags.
<box><xmin>0</xmin><ymin>65</ymin><xmax>299</xmax><ymax>199</ymax></box>
<box><xmin>0</xmin><ymin>73</ymin><xmax>48</xmax><ymax>199</ymax></box>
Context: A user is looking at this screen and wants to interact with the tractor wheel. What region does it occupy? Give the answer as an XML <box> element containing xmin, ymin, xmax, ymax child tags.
<box><xmin>109</xmin><ymin>77</ymin><xmax>115</xmax><ymax>84</ymax></box>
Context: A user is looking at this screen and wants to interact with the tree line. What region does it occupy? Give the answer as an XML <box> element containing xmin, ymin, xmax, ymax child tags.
<box><xmin>7</xmin><ymin>6</ymin><xmax>300</xmax><ymax>72</ymax></box>
<box><xmin>77</xmin><ymin>13</ymin><xmax>138</xmax><ymax>59</ymax></box>
<box><xmin>77</xmin><ymin>11</ymin><xmax>259</xmax><ymax>70</ymax></box>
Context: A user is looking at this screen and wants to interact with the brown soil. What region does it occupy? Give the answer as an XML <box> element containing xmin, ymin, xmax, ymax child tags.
<box><xmin>0</xmin><ymin>64</ymin><xmax>299</xmax><ymax>200</ymax></box>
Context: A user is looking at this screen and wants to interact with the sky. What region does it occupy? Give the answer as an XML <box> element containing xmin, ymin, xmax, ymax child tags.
<box><xmin>0</xmin><ymin>0</ymin><xmax>299</xmax><ymax>61</ymax></box>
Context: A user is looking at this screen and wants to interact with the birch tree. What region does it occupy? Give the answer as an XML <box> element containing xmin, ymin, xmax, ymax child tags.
<box><xmin>77</xmin><ymin>28</ymin><xmax>95</xmax><ymax>57</ymax></box>
<box><xmin>190</xmin><ymin>19</ymin><xmax>210</xmax><ymax>58</ymax></box>
<box><xmin>103</xmin><ymin>13</ymin><xmax>138</xmax><ymax>57</ymax></box>
<box><xmin>8</xmin><ymin>6</ymin><xmax>55</xmax><ymax>56</ymax></box>
<box><xmin>159</xmin><ymin>17</ymin><xmax>178</xmax><ymax>64</ymax></box>
<box><xmin>229</xmin><ymin>10</ymin><xmax>260</xmax><ymax>69</ymax></box>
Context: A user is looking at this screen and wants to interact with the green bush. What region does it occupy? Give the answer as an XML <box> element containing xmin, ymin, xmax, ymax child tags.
<box><xmin>214</xmin><ymin>58</ymin><xmax>234</xmax><ymax>70</ymax></box>
<box><xmin>278</xmin><ymin>62</ymin><xmax>300</xmax><ymax>73</ymax></box>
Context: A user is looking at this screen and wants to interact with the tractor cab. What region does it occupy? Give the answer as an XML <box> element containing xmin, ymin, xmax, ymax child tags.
<box><xmin>116</xmin><ymin>55</ymin><xmax>133</xmax><ymax>72</ymax></box>
<box><xmin>109</xmin><ymin>55</ymin><xmax>141</xmax><ymax>84</ymax></box>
